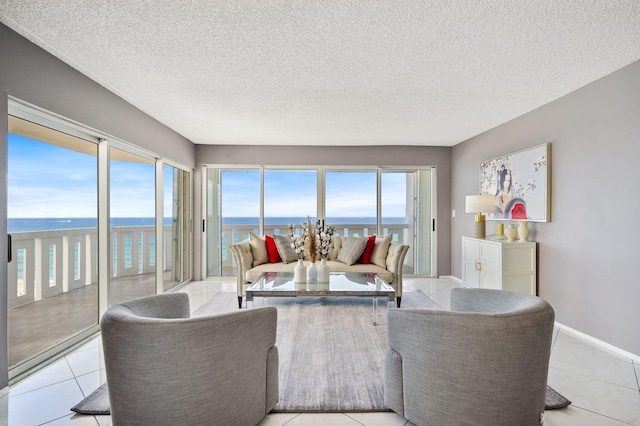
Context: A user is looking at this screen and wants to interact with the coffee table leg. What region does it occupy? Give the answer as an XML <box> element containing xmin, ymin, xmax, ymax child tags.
<box><xmin>372</xmin><ymin>296</ymin><xmax>378</xmax><ymax>325</ymax></box>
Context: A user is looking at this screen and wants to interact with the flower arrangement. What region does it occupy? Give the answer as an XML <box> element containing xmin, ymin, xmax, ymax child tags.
<box><xmin>288</xmin><ymin>218</ymin><xmax>336</xmax><ymax>261</ymax></box>
<box><xmin>288</xmin><ymin>223</ymin><xmax>306</xmax><ymax>260</ymax></box>
<box><xmin>315</xmin><ymin>220</ymin><xmax>336</xmax><ymax>260</ymax></box>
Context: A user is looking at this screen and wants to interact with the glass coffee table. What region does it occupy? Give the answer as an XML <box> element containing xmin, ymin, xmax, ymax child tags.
<box><xmin>245</xmin><ymin>272</ymin><xmax>396</xmax><ymax>325</ymax></box>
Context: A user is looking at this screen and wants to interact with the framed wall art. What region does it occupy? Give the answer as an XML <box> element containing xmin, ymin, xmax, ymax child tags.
<box><xmin>480</xmin><ymin>143</ymin><xmax>551</xmax><ymax>222</ymax></box>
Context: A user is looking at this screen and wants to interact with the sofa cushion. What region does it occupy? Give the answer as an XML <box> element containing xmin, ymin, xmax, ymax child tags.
<box><xmin>358</xmin><ymin>235</ymin><xmax>376</xmax><ymax>264</ymax></box>
<box><xmin>265</xmin><ymin>235</ymin><xmax>281</xmax><ymax>263</ymax></box>
<box><xmin>274</xmin><ymin>234</ymin><xmax>298</xmax><ymax>263</ymax></box>
<box><xmin>371</xmin><ymin>236</ymin><xmax>392</xmax><ymax>268</ymax></box>
<box><xmin>337</xmin><ymin>236</ymin><xmax>368</xmax><ymax>266</ymax></box>
<box><xmin>249</xmin><ymin>233</ymin><xmax>269</xmax><ymax>267</ymax></box>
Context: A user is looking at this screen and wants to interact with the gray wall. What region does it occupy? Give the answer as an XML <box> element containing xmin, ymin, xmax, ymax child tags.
<box><xmin>0</xmin><ymin>23</ymin><xmax>195</xmax><ymax>388</ymax></box>
<box><xmin>452</xmin><ymin>60</ymin><xmax>640</xmax><ymax>356</ymax></box>
<box><xmin>193</xmin><ymin>145</ymin><xmax>452</xmax><ymax>280</ymax></box>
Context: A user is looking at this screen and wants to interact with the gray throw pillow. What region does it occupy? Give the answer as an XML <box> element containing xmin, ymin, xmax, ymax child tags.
<box><xmin>274</xmin><ymin>234</ymin><xmax>298</xmax><ymax>264</ymax></box>
<box><xmin>337</xmin><ymin>236</ymin><xmax>368</xmax><ymax>266</ymax></box>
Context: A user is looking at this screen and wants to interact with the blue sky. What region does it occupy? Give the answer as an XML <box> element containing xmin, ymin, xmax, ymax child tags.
<box><xmin>8</xmin><ymin>134</ymin><xmax>168</xmax><ymax>218</ymax></box>
<box><xmin>9</xmin><ymin>133</ymin><xmax>408</xmax><ymax>219</ymax></box>
<box><xmin>221</xmin><ymin>170</ymin><xmax>407</xmax><ymax>218</ymax></box>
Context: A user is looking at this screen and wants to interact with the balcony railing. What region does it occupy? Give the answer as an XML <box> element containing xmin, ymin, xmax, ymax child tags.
<box><xmin>8</xmin><ymin>226</ymin><xmax>172</xmax><ymax>309</ymax></box>
<box><xmin>7</xmin><ymin>222</ymin><xmax>414</xmax><ymax>309</ymax></box>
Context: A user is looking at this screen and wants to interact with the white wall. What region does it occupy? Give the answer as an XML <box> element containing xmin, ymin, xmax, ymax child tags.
<box><xmin>452</xmin><ymin>60</ymin><xmax>640</xmax><ymax>356</ymax></box>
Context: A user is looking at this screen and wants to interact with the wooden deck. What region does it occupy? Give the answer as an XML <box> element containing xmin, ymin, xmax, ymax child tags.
<box><xmin>8</xmin><ymin>273</ymin><xmax>160</xmax><ymax>368</ymax></box>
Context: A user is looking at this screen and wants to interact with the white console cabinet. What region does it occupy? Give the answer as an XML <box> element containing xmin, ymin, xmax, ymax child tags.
<box><xmin>462</xmin><ymin>237</ymin><xmax>537</xmax><ymax>295</ymax></box>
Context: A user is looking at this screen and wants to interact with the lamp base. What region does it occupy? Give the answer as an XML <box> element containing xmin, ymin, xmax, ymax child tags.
<box><xmin>474</xmin><ymin>213</ymin><xmax>487</xmax><ymax>239</ymax></box>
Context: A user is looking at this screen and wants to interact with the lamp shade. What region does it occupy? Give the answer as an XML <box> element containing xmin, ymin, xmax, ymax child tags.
<box><xmin>465</xmin><ymin>195</ymin><xmax>495</xmax><ymax>214</ymax></box>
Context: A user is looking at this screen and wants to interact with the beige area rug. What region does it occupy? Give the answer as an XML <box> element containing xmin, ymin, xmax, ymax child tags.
<box><xmin>71</xmin><ymin>291</ymin><xmax>570</xmax><ymax>414</ymax></box>
<box><xmin>193</xmin><ymin>291</ymin><xmax>440</xmax><ymax>412</ymax></box>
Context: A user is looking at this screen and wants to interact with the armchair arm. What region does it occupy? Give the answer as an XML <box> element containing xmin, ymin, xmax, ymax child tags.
<box><xmin>230</xmin><ymin>240</ymin><xmax>254</xmax><ymax>300</ymax></box>
<box><xmin>385</xmin><ymin>242</ymin><xmax>409</xmax><ymax>298</ymax></box>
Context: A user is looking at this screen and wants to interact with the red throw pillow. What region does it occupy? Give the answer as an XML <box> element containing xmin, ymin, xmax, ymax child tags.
<box><xmin>358</xmin><ymin>235</ymin><xmax>376</xmax><ymax>264</ymax></box>
<box><xmin>265</xmin><ymin>235</ymin><xmax>281</xmax><ymax>263</ymax></box>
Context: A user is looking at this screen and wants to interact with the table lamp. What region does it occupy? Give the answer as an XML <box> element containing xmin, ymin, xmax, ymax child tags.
<box><xmin>465</xmin><ymin>195</ymin><xmax>495</xmax><ymax>238</ymax></box>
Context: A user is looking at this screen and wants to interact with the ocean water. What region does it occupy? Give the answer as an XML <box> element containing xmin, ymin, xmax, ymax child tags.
<box><xmin>8</xmin><ymin>217</ymin><xmax>406</xmax><ymax>232</ymax></box>
<box><xmin>8</xmin><ymin>217</ymin><xmax>169</xmax><ymax>233</ymax></box>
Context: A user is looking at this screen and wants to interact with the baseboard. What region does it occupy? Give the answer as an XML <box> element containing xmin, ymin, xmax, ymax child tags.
<box><xmin>555</xmin><ymin>322</ymin><xmax>640</xmax><ymax>362</ymax></box>
<box><xmin>438</xmin><ymin>275</ymin><xmax>462</xmax><ymax>283</ymax></box>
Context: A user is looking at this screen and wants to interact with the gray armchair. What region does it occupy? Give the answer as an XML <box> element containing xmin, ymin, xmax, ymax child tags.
<box><xmin>101</xmin><ymin>293</ymin><xmax>279</xmax><ymax>426</ymax></box>
<box><xmin>384</xmin><ymin>288</ymin><xmax>554</xmax><ymax>426</ymax></box>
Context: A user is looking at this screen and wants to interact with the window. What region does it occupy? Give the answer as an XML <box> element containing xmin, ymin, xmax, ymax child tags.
<box><xmin>205</xmin><ymin>166</ymin><xmax>433</xmax><ymax>277</ymax></box>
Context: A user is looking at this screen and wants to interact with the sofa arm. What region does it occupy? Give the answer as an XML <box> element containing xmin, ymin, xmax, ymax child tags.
<box><xmin>385</xmin><ymin>242</ymin><xmax>409</xmax><ymax>299</ymax></box>
<box><xmin>230</xmin><ymin>240</ymin><xmax>254</xmax><ymax>303</ymax></box>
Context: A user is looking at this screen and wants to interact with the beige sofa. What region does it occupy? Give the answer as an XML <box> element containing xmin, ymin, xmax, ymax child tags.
<box><xmin>230</xmin><ymin>235</ymin><xmax>409</xmax><ymax>309</ymax></box>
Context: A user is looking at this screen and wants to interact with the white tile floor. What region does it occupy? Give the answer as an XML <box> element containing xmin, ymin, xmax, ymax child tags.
<box><xmin>1</xmin><ymin>277</ymin><xmax>639</xmax><ymax>425</ymax></box>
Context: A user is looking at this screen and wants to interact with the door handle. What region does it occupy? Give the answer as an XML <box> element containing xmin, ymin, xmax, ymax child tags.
<box><xmin>474</xmin><ymin>260</ymin><xmax>482</xmax><ymax>271</ymax></box>
<box><xmin>7</xmin><ymin>234</ymin><xmax>12</xmax><ymax>263</ymax></box>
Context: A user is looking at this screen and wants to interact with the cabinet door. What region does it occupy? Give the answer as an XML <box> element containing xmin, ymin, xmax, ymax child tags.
<box><xmin>462</xmin><ymin>238</ymin><xmax>480</xmax><ymax>288</ymax></box>
<box><xmin>479</xmin><ymin>242</ymin><xmax>502</xmax><ymax>290</ymax></box>
<box><xmin>503</xmin><ymin>245</ymin><xmax>536</xmax><ymax>295</ymax></box>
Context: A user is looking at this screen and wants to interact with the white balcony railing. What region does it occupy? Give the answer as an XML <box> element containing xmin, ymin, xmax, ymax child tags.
<box><xmin>7</xmin><ymin>226</ymin><xmax>172</xmax><ymax>309</ymax></box>
<box><xmin>7</xmin><ymin>223</ymin><xmax>413</xmax><ymax>309</ymax></box>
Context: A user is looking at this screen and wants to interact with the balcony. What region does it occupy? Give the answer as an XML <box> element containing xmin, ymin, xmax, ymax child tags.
<box><xmin>7</xmin><ymin>222</ymin><xmax>413</xmax><ymax>369</ymax></box>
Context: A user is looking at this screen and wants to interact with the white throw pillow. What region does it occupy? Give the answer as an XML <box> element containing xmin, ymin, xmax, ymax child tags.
<box><xmin>248</xmin><ymin>233</ymin><xmax>268</xmax><ymax>267</ymax></box>
<box><xmin>370</xmin><ymin>236</ymin><xmax>392</xmax><ymax>268</ymax></box>
<box><xmin>328</xmin><ymin>237</ymin><xmax>344</xmax><ymax>261</ymax></box>
<box><xmin>337</xmin><ymin>236</ymin><xmax>368</xmax><ymax>266</ymax></box>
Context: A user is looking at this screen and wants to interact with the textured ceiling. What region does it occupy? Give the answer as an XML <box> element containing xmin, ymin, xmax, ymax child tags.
<box><xmin>2</xmin><ymin>1</ymin><xmax>640</xmax><ymax>146</ymax></box>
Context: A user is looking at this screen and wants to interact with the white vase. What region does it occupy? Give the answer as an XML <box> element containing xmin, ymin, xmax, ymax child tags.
<box><xmin>294</xmin><ymin>259</ymin><xmax>306</xmax><ymax>283</ymax></box>
<box><xmin>505</xmin><ymin>224</ymin><xmax>517</xmax><ymax>242</ymax></box>
<box><xmin>518</xmin><ymin>221</ymin><xmax>529</xmax><ymax>242</ymax></box>
<box><xmin>317</xmin><ymin>258</ymin><xmax>330</xmax><ymax>282</ymax></box>
<box><xmin>306</xmin><ymin>261</ymin><xmax>317</xmax><ymax>282</ymax></box>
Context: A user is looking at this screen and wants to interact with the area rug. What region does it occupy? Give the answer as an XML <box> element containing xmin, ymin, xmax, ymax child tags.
<box><xmin>195</xmin><ymin>291</ymin><xmax>440</xmax><ymax>412</ymax></box>
<box><xmin>71</xmin><ymin>382</ymin><xmax>109</xmax><ymax>415</ymax></box>
<box><xmin>71</xmin><ymin>291</ymin><xmax>570</xmax><ymax>414</ymax></box>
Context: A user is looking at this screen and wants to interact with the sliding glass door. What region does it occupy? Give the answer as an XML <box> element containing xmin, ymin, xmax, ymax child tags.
<box><xmin>205</xmin><ymin>166</ymin><xmax>434</xmax><ymax>278</ymax></box>
<box><xmin>6</xmin><ymin>100</ymin><xmax>193</xmax><ymax>380</ymax></box>
<box><xmin>7</xmin><ymin>114</ymin><xmax>99</xmax><ymax>375</ymax></box>
<box><xmin>163</xmin><ymin>164</ymin><xmax>191</xmax><ymax>291</ymax></box>
<box><xmin>109</xmin><ymin>147</ymin><xmax>156</xmax><ymax>306</ymax></box>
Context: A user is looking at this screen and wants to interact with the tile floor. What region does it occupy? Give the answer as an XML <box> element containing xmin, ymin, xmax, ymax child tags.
<box><xmin>1</xmin><ymin>277</ymin><xmax>639</xmax><ymax>425</ymax></box>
